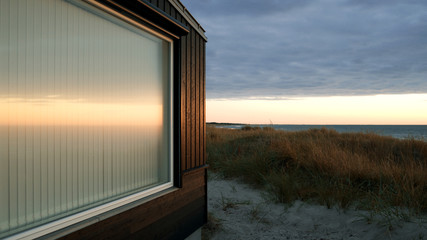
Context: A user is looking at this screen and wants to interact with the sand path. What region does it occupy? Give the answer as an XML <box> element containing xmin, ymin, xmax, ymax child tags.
<box><xmin>207</xmin><ymin>175</ymin><xmax>427</xmax><ymax>240</ymax></box>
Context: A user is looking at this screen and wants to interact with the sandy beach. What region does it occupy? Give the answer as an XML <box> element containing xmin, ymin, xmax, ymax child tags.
<box><xmin>206</xmin><ymin>175</ymin><xmax>427</xmax><ymax>240</ymax></box>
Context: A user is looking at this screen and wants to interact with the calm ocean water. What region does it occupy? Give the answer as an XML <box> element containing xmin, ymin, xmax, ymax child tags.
<box><xmin>215</xmin><ymin>124</ymin><xmax>427</xmax><ymax>140</ymax></box>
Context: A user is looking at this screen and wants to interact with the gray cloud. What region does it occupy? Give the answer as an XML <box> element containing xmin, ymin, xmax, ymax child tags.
<box><xmin>182</xmin><ymin>0</ymin><xmax>311</xmax><ymax>17</ymax></box>
<box><xmin>181</xmin><ymin>0</ymin><xmax>427</xmax><ymax>99</ymax></box>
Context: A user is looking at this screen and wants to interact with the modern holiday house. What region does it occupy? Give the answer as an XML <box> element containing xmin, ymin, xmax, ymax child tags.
<box><xmin>0</xmin><ymin>0</ymin><xmax>207</xmax><ymax>239</ymax></box>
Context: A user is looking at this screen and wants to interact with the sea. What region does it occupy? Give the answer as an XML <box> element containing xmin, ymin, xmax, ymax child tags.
<box><xmin>214</xmin><ymin>124</ymin><xmax>427</xmax><ymax>141</ymax></box>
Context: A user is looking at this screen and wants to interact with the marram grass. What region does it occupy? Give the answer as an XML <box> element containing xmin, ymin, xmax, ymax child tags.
<box><xmin>206</xmin><ymin>125</ymin><xmax>427</xmax><ymax>217</ymax></box>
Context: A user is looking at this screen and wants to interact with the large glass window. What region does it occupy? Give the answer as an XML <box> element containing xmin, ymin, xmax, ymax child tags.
<box><xmin>0</xmin><ymin>0</ymin><xmax>173</xmax><ymax>238</ymax></box>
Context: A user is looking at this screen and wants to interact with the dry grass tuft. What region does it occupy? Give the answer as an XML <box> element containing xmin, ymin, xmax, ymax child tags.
<box><xmin>202</xmin><ymin>212</ymin><xmax>223</xmax><ymax>240</ymax></box>
<box><xmin>206</xmin><ymin>125</ymin><xmax>427</xmax><ymax>216</ymax></box>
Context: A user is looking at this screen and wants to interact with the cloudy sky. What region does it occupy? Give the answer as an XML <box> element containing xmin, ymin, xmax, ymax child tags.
<box><xmin>181</xmin><ymin>0</ymin><xmax>427</xmax><ymax>124</ymax></box>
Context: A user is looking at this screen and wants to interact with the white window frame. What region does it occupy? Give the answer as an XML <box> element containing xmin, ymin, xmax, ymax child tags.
<box><xmin>6</xmin><ymin>1</ymin><xmax>175</xmax><ymax>239</ymax></box>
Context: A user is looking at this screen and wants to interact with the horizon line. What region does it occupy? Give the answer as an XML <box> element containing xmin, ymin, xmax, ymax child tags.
<box><xmin>206</xmin><ymin>122</ymin><xmax>427</xmax><ymax>126</ymax></box>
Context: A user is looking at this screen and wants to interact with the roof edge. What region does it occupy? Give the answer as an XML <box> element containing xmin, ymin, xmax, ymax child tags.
<box><xmin>168</xmin><ymin>0</ymin><xmax>207</xmax><ymax>41</ymax></box>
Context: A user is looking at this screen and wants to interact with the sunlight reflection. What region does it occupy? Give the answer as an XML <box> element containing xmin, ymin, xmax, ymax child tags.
<box><xmin>0</xmin><ymin>98</ymin><xmax>162</xmax><ymax>126</ymax></box>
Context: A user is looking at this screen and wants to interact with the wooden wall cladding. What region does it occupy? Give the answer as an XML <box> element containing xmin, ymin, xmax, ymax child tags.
<box><xmin>180</xmin><ymin>25</ymin><xmax>206</xmax><ymax>171</ymax></box>
<box><xmin>58</xmin><ymin>168</ymin><xmax>207</xmax><ymax>240</ymax></box>
<box><xmin>181</xmin><ymin>23</ymin><xmax>206</xmax><ymax>171</ymax></box>
<box><xmin>146</xmin><ymin>0</ymin><xmax>207</xmax><ymax>172</ymax></box>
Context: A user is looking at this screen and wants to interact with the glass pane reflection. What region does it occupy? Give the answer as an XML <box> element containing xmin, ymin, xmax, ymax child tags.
<box><xmin>0</xmin><ymin>0</ymin><xmax>172</xmax><ymax>237</ymax></box>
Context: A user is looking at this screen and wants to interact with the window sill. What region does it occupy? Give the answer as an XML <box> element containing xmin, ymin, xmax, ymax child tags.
<box><xmin>10</xmin><ymin>186</ymin><xmax>178</xmax><ymax>240</ymax></box>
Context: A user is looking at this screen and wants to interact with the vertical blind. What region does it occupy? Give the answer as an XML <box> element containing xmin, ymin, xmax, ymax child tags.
<box><xmin>0</xmin><ymin>0</ymin><xmax>172</xmax><ymax>237</ymax></box>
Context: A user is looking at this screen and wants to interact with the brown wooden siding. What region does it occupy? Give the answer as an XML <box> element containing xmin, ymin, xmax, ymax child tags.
<box><xmin>185</xmin><ymin>25</ymin><xmax>191</xmax><ymax>170</ymax></box>
<box><xmin>181</xmin><ymin>27</ymin><xmax>206</xmax><ymax>172</ymax></box>
<box><xmin>59</xmin><ymin>168</ymin><xmax>207</xmax><ymax>240</ymax></box>
<box><xmin>195</xmin><ymin>30</ymin><xmax>200</xmax><ymax>167</ymax></box>
<box><xmin>191</xmin><ymin>28</ymin><xmax>196</xmax><ymax>170</ymax></box>
<box><xmin>147</xmin><ymin>0</ymin><xmax>207</xmax><ymax>172</ymax></box>
<box><xmin>180</xmin><ymin>32</ymin><xmax>188</xmax><ymax>172</ymax></box>
<box><xmin>203</xmin><ymin>41</ymin><xmax>207</xmax><ymax>166</ymax></box>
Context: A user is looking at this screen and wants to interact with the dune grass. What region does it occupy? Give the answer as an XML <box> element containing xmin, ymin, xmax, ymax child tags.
<box><xmin>206</xmin><ymin>125</ymin><xmax>427</xmax><ymax>221</ymax></box>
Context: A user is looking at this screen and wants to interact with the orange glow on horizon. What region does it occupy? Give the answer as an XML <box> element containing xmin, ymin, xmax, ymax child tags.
<box><xmin>207</xmin><ymin>94</ymin><xmax>427</xmax><ymax>125</ymax></box>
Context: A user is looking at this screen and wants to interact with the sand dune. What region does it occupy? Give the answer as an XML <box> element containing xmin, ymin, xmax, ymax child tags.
<box><xmin>206</xmin><ymin>175</ymin><xmax>427</xmax><ymax>240</ymax></box>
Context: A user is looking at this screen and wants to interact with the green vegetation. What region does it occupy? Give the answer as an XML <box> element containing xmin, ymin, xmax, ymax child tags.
<box><xmin>207</xmin><ymin>125</ymin><xmax>427</xmax><ymax>222</ymax></box>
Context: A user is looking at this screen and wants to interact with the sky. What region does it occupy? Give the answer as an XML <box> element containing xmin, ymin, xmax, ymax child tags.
<box><xmin>181</xmin><ymin>0</ymin><xmax>427</xmax><ymax>124</ymax></box>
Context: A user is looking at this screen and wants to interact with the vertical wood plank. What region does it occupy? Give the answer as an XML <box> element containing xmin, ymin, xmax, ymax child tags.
<box><xmin>158</xmin><ymin>0</ymin><xmax>165</xmax><ymax>11</ymax></box>
<box><xmin>195</xmin><ymin>34</ymin><xmax>200</xmax><ymax>167</ymax></box>
<box><xmin>202</xmin><ymin>40</ymin><xmax>206</xmax><ymax>165</ymax></box>
<box><xmin>199</xmin><ymin>37</ymin><xmax>204</xmax><ymax>166</ymax></box>
<box><xmin>185</xmin><ymin>24</ymin><xmax>191</xmax><ymax>171</ymax></box>
<box><xmin>165</xmin><ymin>1</ymin><xmax>170</xmax><ymax>15</ymax></box>
<box><xmin>191</xmin><ymin>29</ymin><xmax>196</xmax><ymax>169</ymax></box>
<box><xmin>180</xmin><ymin>35</ymin><xmax>186</xmax><ymax>172</ymax></box>
<box><xmin>200</xmin><ymin>38</ymin><xmax>206</xmax><ymax>165</ymax></box>
<box><xmin>170</xmin><ymin>7</ymin><xmax>176</xmax><ymax>20</ymax></box>
<box><xmin>176</xmin><ymin>12</ymin><xmax>181</xmax><ymax>24</ymax></box>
